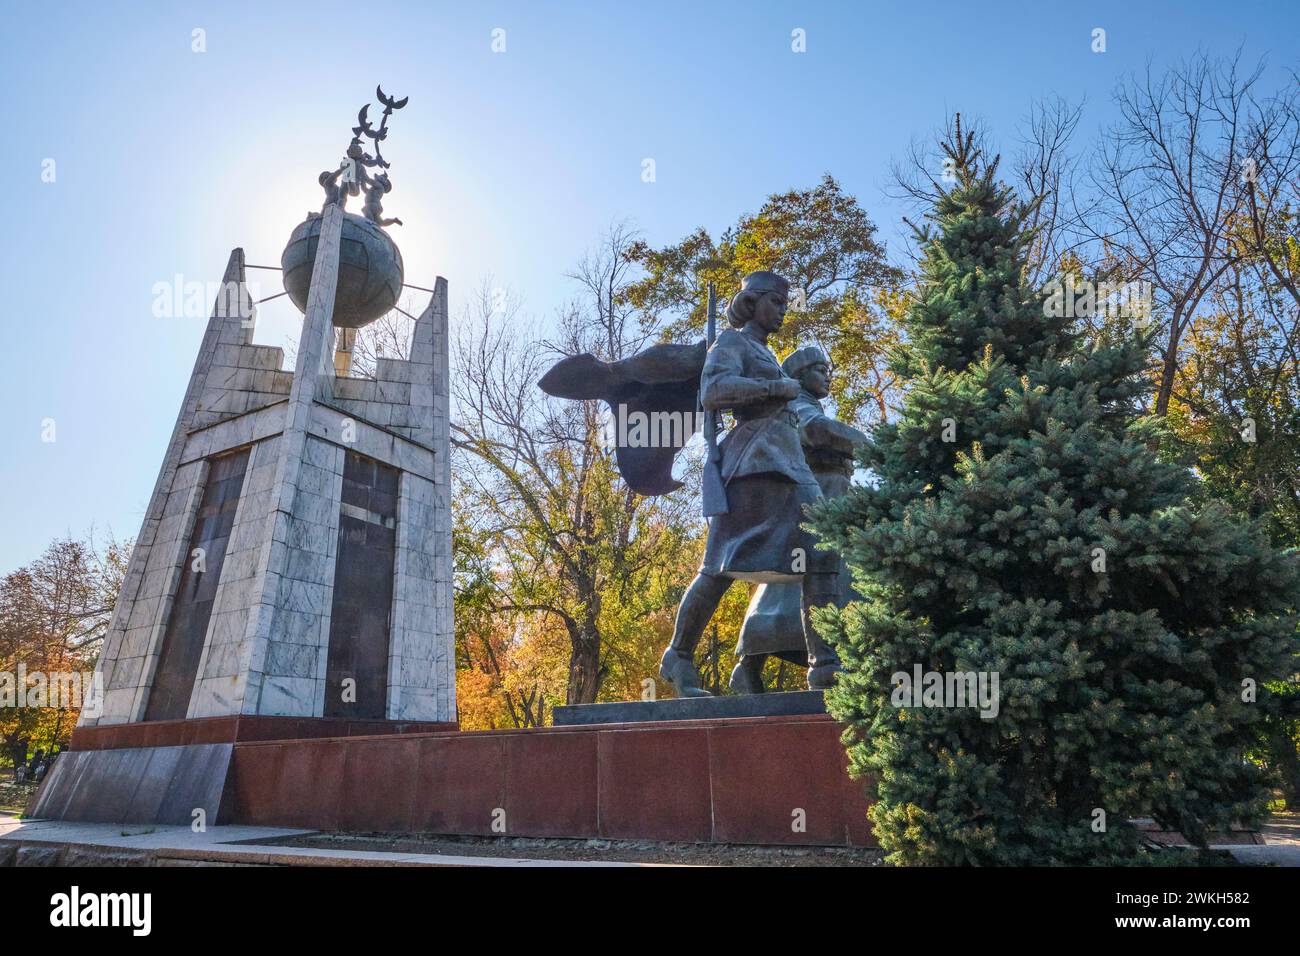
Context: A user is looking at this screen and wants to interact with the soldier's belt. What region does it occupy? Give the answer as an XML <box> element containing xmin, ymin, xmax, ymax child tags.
<box><xmin>732</xmin><ymin>405</ymin><xmax>797</xmax><ymax>425</ymax></box>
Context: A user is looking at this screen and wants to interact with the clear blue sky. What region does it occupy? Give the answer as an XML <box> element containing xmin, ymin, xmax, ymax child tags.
<box><xmin>1</xmin><ymin>0</ymin><xmax>1295</xmax><ymax>572</ymax></box>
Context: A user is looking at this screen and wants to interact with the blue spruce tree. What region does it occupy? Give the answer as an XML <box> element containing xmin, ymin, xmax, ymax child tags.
<box><xmin>808</xmin><ymin>121</ymin><xmax>1300</xmax><ymax>865</ymax></box>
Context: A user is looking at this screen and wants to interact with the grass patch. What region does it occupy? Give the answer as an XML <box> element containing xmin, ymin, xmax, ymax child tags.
<box><xmin>0</xmin><ymin>779</ymin><xmax>38</xmax><ymax>815</ymax></box>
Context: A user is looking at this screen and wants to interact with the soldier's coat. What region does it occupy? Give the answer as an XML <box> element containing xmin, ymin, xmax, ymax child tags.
<box><xmin>698</xmin><ymin>329</ymin><xmax>831</xmax><ymax>582</ymax></box>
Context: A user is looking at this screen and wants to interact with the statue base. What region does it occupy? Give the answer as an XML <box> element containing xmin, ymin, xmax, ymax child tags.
<box><xmin>552</xmin><ymin>689</ymin><xmax>826</xmax><ymax>726</ymax></box>
<box><xmin>28</xmin><ymin>709</ymin><xmax>874</xmax><ymax>847</ymax></box>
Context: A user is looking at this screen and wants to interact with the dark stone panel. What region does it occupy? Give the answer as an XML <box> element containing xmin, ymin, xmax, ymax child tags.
<box><xmin>596</xmin><ymin>727</ymin><xmax>713</xmax><ymax>842</ymax></box>
<box><xmin>503</xmin><ymin>732</ymin><xmax>598</xmax><ymax>838</ymax></box>
<box><xmin>369</xmin><ymin>489</ymin><xmax>396</xmax><ymax>520</ymax></box>
<box><xmin>226</xmin><ymin>743</ymin><xmax>286</xmax><ymax>824</ymax></box>
<box><xmin>375</xmin><ymin>461</ymin><xmax>398</xmax><ymax>498</ymax></box>
<box><xmin>145</xmin><ymin>447</ymin><xmax>251</xmax><ymax>722</ymax></box>
<box><xmin>341</xmin><ymin>450</ymin><xmax>399</xmax><ymax>513</ymax></box>
<box><xmin>29</xmin><ymin>750</ymin><xmax>85</xmax><ymax>819</ymax></box>
<box><xmin>553</xmin><ymin>689</ymin><xmax>827</xmax><ymax>726</ymax></box>
<box><xmin>28</xmin><ymin>744</ymin><xmax>233</xmax><ymax>826</ymax></box>
<box><xmin>337</xmin><ymin>737</ymin><xmax>420</xmax><ymax>832</ymax></box>
<box><xmin>80</xmin><ymin>749</ymin><xmax>148</xmax><ymax>823</ymax></box>
<box><xmin>268</xmin><ymin>739</ymin><xmax>346</xmax><ymax>828</ymax></box>
<box><xmin>412</xmin><ymin>734</ymin><xmax>507</xmax><ymax>835</ymax></box>
<box><xmin>190</xmin><ymin>552</ymin><xmax>226</xmax><ymax>602</ymax></box>
<box><xmin>155</xmin><ymin>743</ymin><xmax>234</xmax><ymax>827</ymax></box>
<box><xmin>123</xmin><ymin>746</ymin><xmax>183</xmax><ymax>823</ymax></box>
<box><xmin>59</xmin><ymin>749</ymin><xmax>114</xmax><ymax>821</ymax></box>
<box><xmin>325</xmin><ymin>452</ymin><xmax>397</xmax><ymax>720</ymax></box>
<box><xmin>337</xmin><ymin>518</ymin><xmax>367</xmax><ymax>551</ymax></box>
<box><xmin>708</xmin><ymin>720</ymin><xmax>857</xmax><ymax>845</ymax></box>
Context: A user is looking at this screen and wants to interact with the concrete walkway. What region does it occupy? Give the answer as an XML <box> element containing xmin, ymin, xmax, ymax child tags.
<box><xmin>1226</xmin><ymin>816</ymin><xmax>1300</xmax><ymax>866</ymax></box>
<box><xmin>0</xmin><ymin>814</ymin><xmax>651</xmax><ymax>867</ymax></box>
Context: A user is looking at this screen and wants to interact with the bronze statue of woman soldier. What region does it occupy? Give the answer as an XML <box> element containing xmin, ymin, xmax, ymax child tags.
<box><xmin>537</xmin><ymin>270</ymin><xmax>862</xmax><ymax>698</ymax></box>
<box><xmin>658</xmin><ymin>271</ymin><xmax>847</xmax><ymax>695</ymax></box>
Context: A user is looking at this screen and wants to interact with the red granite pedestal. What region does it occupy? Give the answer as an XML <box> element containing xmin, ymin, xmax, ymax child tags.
<box><xmin>68</xmin><ymin>715</ymin><xmax>455</xmax><ymax>750</ymax></box>
<box><xmin>33</xmin><ymin>712</ymin><xmax>876</xmax><ymax>847</ymax></box>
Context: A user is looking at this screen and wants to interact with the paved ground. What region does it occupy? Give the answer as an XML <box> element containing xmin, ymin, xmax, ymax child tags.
<box><xmin>1226</xmin><ymin>815</ymin><xmax>1300</xmax><ymax>866</ymax></box>
<box><xmin>1261</xmin><ymin>814</ymin><xmax>1300</xmax><ymax>845</ymax></box>
<box><xmin>0</xmin><ymin>814</ymin><xmax>654</xmax><ymax>867</ymax></box>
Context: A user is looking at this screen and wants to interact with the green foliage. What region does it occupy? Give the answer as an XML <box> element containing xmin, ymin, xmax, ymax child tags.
<box><xmin>625</xmin><ymin>174</ymin><xmax>904</xmax><ymax>424</ymax></box>
<box><xmin>1167</xmin><ymin>258</ymin><xmax>1300</xmax><ymax>547</ymax></box>
<box><xmin>1162</xmin><ymin>213</ymin><xmax>1300</xmax><ymax>808</ymax></box>
<box><xmin>808</xmin><ymin>126</ymin><xmax>1300</xmax><ymax>865</ymax></box>
<box><xmin>0</xmin><ymin>531</ymin><xmax>126</xmax><ymax>769</ymax></box>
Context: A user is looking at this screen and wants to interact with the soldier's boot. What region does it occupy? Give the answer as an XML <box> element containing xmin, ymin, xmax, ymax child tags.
<box><xmin>802</xmin><ymin>573</ymin><xmax>843</xmax><ymax>690</ymax></box>
<box><xmin>659</xmin><ymin>572</ymin><xmax>731</xmax><ymax>698</ymax></box>
<box><xmin>659</xmin><ymin>649</ymin><xmax>711</xmax><ymax>698</ymax></box>
<box><xmin>728</xmin><ymin>654</ymin><xmax>767</xmax><ymax>695</ymax></box>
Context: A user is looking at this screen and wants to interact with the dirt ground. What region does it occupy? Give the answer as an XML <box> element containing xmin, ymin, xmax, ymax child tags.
<box><xmin>259</xmin><ymin>830</ymin><xmax>887</xmax><ymax>866</ymax></box>
<box><xmin>259</xmin><ymin>815</ymin><xmax>1300</xmax><ymax>866</ymax></box>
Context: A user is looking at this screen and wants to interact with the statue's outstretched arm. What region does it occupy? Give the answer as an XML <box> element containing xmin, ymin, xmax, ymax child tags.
<box><xmin>701</xmin><ymin>338</ymin><xmax>794</xmax><ymax>410</ymax></box>
<box><xmin>704</xmin><ymin>375</ymin><xmax>790</xmax><ymax>409</ymax></box>
<box><xmin>800</xmin><ymin>413</ymin><xmax>869</xmax><ymax>452</ymax></box>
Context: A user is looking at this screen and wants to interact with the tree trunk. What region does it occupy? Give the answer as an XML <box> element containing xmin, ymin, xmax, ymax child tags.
<box><xmin>6</xmin><ymin>739</ymin><xmax>29</xmax><ymax>780</ymax></box>
<box><xmin>1154</xmin><ymin>319</ymin><xmax>1182</xmax><ymax>416</ymax></box>
<box><xmin>565</xmin><ymin>620</ymin><xmax>602</xmax><ymax>705</ymax></box>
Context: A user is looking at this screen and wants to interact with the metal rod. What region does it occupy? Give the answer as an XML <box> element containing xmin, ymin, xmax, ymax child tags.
<box><xmin>254</xmin><ymin>291</ymin><xmax>289</xmax><ymax>304</ymax></box>
<box><xmin>245</xmin><ymin>264</ymin><xmax>283</xmax><ymax>271</ymax></box>
<box><xmin>402</xmin><ymin>282</ymin><xmax>437</xmax><ymax>294</ymax></box>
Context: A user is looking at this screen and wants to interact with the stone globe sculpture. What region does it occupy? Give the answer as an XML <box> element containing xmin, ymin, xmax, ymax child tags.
<box><xmin>281</xmin><ymin>212</ymin><xmax>404</xmax><ymax>329</ymax></box>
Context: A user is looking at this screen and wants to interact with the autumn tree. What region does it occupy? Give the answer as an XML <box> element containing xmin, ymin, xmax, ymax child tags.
<box><xmin>0</xmin><ymin>531</ymin><xmax>127</xmax><ymax>773</ymax></box>
<box><xmin>1166</xmin><ymin>206</ymin><xmax>1300</xmax><ymax>809</ymax></box>
<box><xmin>1083</xmin><ymin>51</ymin><xmax>1300</xmax><ymax>416</ymax></box>
<box><xmin>625</xmin><ymin>175</ymin><xmax>904</xmax><ymax>425</ymax></box>
<box><xmin>451</xmin><ymin>225</ymin><xmax>704</xmax><ymax>708</ymax></box>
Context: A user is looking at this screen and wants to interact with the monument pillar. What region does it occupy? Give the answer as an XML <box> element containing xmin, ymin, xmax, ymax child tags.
<box><xmin>32</xmin><ymin>88</ymin><xmax>457</xmax><ymax>825</ymax></box>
